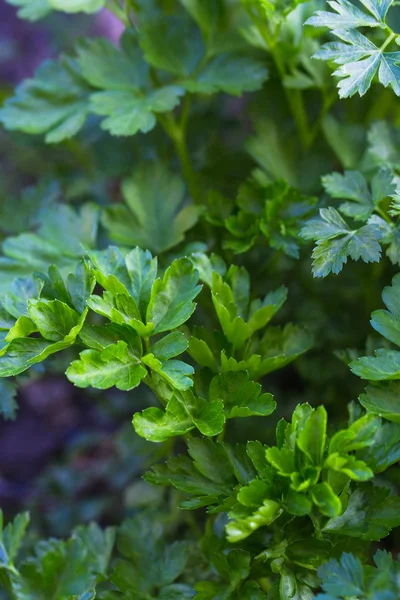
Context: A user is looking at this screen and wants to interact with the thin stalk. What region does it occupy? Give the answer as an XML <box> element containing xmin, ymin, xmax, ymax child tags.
<box><xmin>253</xmin><ymin>15</ymin><xmax>310</xmax><ymax>148</ymax></box>
<box><xmin>307</xmin><ymin>91</ymin><xmax>337</xmax><ymax>147</ymax></box>
<box><xmin>174</xmin><ymin>131</ymin><xmax>202</xmax><ymax>205</ymax></box>
<box><xmin>380</xmin><ymin>30</ymin><xmax>396</xmax><ymax>52</ymax></box>
<box><xmin>157</xmin><ymin>111</ymin><xmax>202</xmax><ymax>205</ymax></box>
<box><xmin>376</xmin><ymin>205</ymin><xmax>392</xmax><ymax>224</ymax></box>
<box><xmin>217</xmin><ymin>424</ymin><xmax>226</xmax><ymax>443</ymax></box>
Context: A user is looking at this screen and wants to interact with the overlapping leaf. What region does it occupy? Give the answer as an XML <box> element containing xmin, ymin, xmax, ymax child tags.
<box><xmin>224</xmin><ymin>179</ymin><xmax>316</xmax><ymax>257</ymax></box>
<box><xmin>307</xmin><ymin>0</ymin><xmax>400</xmax><ymax>97</ymax></box>
<box><xmin>6</xmin><ymin>0</ymin><xmax>104</xmax><ymax>19</ymax></box>
<box><xmin>0</xmin><ymin>203</ymin><xmax>99</xmax><ymax>298</ymax></box>
<box><xmin>0</xmin><ymin>263</ymin><xmax>94</xmax><ymax>377</ymax></box>
<box><xmin>0</xmin><ymin>57</ymin><xmax>90</xmax><ymax>142</ymax></box>
<box><xmin>301</xmin><ymin>207</ymin><xmax>382</xmax><ymax>276</ymax></box>
<box><xmin>351</xmin><ymin>274</ymin><xmax>400</xmax><ymax>380</ymax></box>
<box><xmin>102</xmin><ymin>164</ymin><xmax>201</xmax><ymax>253</ymax></box>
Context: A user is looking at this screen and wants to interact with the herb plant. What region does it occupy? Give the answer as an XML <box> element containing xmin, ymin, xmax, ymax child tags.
<box><xmin>1</xmin><ymin>0</ymin><xmax>400</xmax><ymax>598</ymax></box>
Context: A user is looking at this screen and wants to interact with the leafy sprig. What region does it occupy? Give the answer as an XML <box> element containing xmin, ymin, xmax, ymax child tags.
<box><xmin>306</xmin><ymin>0</ymin><xmax>400</xmax><ymax>98</ymax></box>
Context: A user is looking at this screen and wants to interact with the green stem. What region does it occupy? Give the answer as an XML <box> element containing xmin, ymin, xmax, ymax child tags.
<box><xmin>64</xmin><ymin>138</ymin><xmax>96</xmax><ymax>178</ymax></box>
<box><xmin>217</xmin><ymin>425</ymin><xmax>225</xmax><ymax>443</ymax></box>
<box><xmin>174</xmin><ymin>131</ymin><xmax>202</xmax><ymax>205</ymax></box>
<box><xmin>380</xmin><ymin>30</ymin><xmax>396</xmax><ymax>52</ymax></box>
<box><xmin>157</xmin><ymin>111</ymin><xmax>202</xmax><ymax>205</ymax></box>
<box><xmin>308</xmin><ymin>91</ymin><xmax>337</xmax><ymax>147</ymax></box>
<box><xmin>253</xmin><ymin>16</ymin><xmax>310</xmax><ymax>148</ymax></box>
<box><xmin>376</xmin><ymin>205</ymin><xmax>392</xmax><ymax>224</ymax></box>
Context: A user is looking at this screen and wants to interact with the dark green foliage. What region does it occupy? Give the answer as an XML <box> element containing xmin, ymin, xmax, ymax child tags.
<box><xmin>2</xmin><ymin>1</ymin><xmax>400</xmax><ymax>599</ymax></box>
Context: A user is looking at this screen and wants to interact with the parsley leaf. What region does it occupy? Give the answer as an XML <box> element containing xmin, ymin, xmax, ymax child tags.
<box><xmin>0</xmin><ymin>56</ymin><xmax>90</xmax><ymax>142</ymax></box>
<box><xmin>6</xmin><ymin>0</ymin><xmax>51</xmax><ymax>20</ymax></box>
<box><xmin>351</xmin><ymin>274</ymin><xmax>400</xmax><ymax>379</ymax></box>
<box><xmin>102</xmin><ymin>164</ymin><xmax>201</xmax><ymax>253</ymax></box>
<box><xmin>67</xmin><ymin>341</ymin><xmax>148</xmax><ymax>391</ymax></box>
<box><xmin>307</xmin><ymin>1</ymin><xmax>400</xmax><ymax>97</ymax></box>
<box><xmin>322</xmin><ymin>168</ymin><xmax>396</xmax><ymax>221</ymax></box>
<box><xmin>0</xmin><ymin>203</ymin><xmax>99</xmax><ymax>298</ymax></box>
<box><xmin>300</xmin><ymin>207</ymin><xmax>382</xmax><ymax>276</ymax></box>
<box><xmin>0</xmin><ymin>379</ymin><xmax>18</xmax><ymax>420</ymax></box>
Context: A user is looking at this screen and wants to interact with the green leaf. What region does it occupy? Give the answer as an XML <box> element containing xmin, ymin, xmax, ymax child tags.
<box><xmin>73</xmin><ymin>522</ymin><xmax>115</xmax><ymax>577</ymax></box>
<box><xmin>178</xmin><ymin>0</ymin><xmax>226</xmax><ymax>38</ymax></box>
<box><xmin>90</xmin><ymin>86</ymin><xmax>183</xmax><ymax>136</ymax></box>
<box><xmin>87</xmin><ymin>247</ymin><xmax>169</xmax><ymax>338</ymax></box>
<box><xmin>133</xmin><ymin>396</ymin><xmax>194</xmax><ymax>442</ymax></box>
<box><xmin>237</xmin><ymin>480</ymin><xmax>270</xmax><ymax>508</ymax></box>
<box><xmin>226</xmin><ymin>499</ymin><xmax>281</xmax><ymax>542</ymax></box>
<box><xmin>306</xmin><ymin>1</ymin><xmax>385</xmax><ymax>31</ymax></box>
<box><xmin>359</xmin><ymin>382</ymin><xmax>400</xmax><ymax>422</ymax></box>
<box><xmin>322</xmin><ymin>170</ymin><xmax>373</xmax><ymax>220</ymax></box>
<box><xmin>179</xmin><ymin>390</ymin><xmax>225</xmax><ymax>437</ymax></box>
<box><xmin>297</xmin><ymin>405</ymin><xmax>327</xmax><ymax>466</ymax></box>
<box><xmin>6</xmin><ymin>0</ymin><xmax>51</xmax><ymax>20</ymax></box>
<box><xmin>324</xmin><ymin>453</ymin><xmax>373</xmax><ymax>481</ymax></box>
<box><xmin>317</xmin><ymin>553</ymin><xmax>364</xmax><ymax>598</ymax></box>
<box><xmin>329</xmin><ymin>413</ymin><xmax>381</xmax><ymax>453</ymax></box>
<box><xmin>310</xmin><ymin>482</ymin><xmax>342</xmax><ymax>517</ymax></box>
<box><xmin>111</xmin><ymin>517</ymin><xmax>191</xmax><ymax>598</ymax></box>
<box><xmin>324</xmin><ymin>483</ymin><xmax>400</xmax><ymax>541</ymax></box>
<box><xmin>125</xmin><ymin>247</ymin><xmax>158</xmax><ymax>318</ymax></box>
<box><xmin>211</xmin><ymin>272</ymin><xmax>252</xmax><ymax>349</ymax></box>
<box><xmin>0</xmin><ymin>379</ymin><xmax>18</xmax><ymax>420</ymax></box>
<box><xmin>370</xmin><ymin>273</ymin><xmax>400</xmax><ymax>344</ymax></box>
<box><xmin>0</xmin><ymin>311</ymin><xmax>88</xmax><ymax>377</ymax></box>
<box><xmin>150</xmin><ymin>332</ymin><xmax>189</xmax><ymax>361</ymax></box>
<box><xmin>75</xmin><ymin>30</ymin><xmax>186</xmax><ymax>136</ymax></box>
<box><xmin>142</xmin><ymin>353</ymin><xmax>194</xmax><ymax>390</ymax></box>
<box><xmin>301</xmin><ymin>207</ymin><xmax>382</xmax><ymax>277</ymax></box>
<box><xmin>209</xmin><ymin>371</ymin><xmax>276</xmax><ymax>418</ymax></box>
<box><xmin>266</xmin><ymin>446</ymin><xmax>295</xmax><ymax>476</ymax></box>
<box><xmin>0</xmin><ymin>204</ymin><xmax>99</xmax><ymax>297</ymax></box>
<box><xmin>371</xmin><ymin>308</ymin><xmax>400</xmax><ymax>347</ymax></box>
<box><xmin>146</xmin><ymin>258</ymin><xmax>201</xmax><ymax>334</ymax></box>
<box><xmin>188</xmin><ymin>438</ymin><xmax>236</xmax><ymax>486</ymax></box>
<box><xmin>310</xmin><ymin>26</ymin><xmax>400</xmax><ymax>98</ymax></box>
<box><xmin>358</xmin><ymin>420</ymin><xmax>400</xmax><ymax>471</ymax></box>
<box><xmin>67</xmin><ymin>341</ymin><xmax>147</xmax><ymax>391</ymax></box>
<box><xmin>351</xmin><ymin>348</ymin><xmax>400</xmax><ymax>380</ymax></box>
<box><xmin>145</xmin><ymin>439</ymin><xmax>236</xmax><ymax>504</ymax></box>
<box><xmin>245</xmin><ymin>324</ymin><xmax>313</xmax><ymax>379</ymax></box>
<box><xmin>28</xmin><ymin>299</ymin><xmax>80</xmax><ymax>342</ymax></box>
<box><xmin>139</xmin><ymin>15</ymin><xmax>204</xmax><ymax>77</ymax></box>
<box><xmin>247</xmin><ymin>286</ymin><xmax>288</xmax><ymax>333</ymax></box>
<box><xmin>87</xmin><ymin>292</ymin><xmax>152</xmax><ymax>338</ymax></box>
<box><xmin>13</xmin><ymin>534</ymin><xmax>103</xmax><ymax>599</ymax></box>
<box><xmin>49</xmin><ymin>0</ymin><xmax>104</xmax><ymax>12</ymax></box>
<box><xmin>226</xmin><ymin>179</ymin><xmax>316</xmax><ymax>258</ymax></box>
<box><xmin>88</xmin><ymin>246</ymin><xmax>157</xmax><ymax>325</ymax></box>
<box><xmin>285</xmin><ymin>490</ymin><xmax>313</xmax><ymax>516</ymax></box>
<box><xmin>0</xmin><ymin>510</ymin><xmax>30</xmax><ymax>570</ymax></box>
<box><xmin>77</xmin><ymin>33</ymin><xmax>149</xmax><ymax>91</ymax></box>
<box><xmin>5</xmin><ymin>316</ymin><xmax>37</xmax><ymax>343</ymax></box>
<box><xmin>102</xmin><ymin>164</ymin><xmax>201</xmax><ymax>253</ymax></box>
<box><xmin>184</xmin><ymin>54</ymin><xmax>268</xmax><ymax>96</ymax></box>
<box><xmin>323</xmin><ymin>168</ymin><xmax>396</xmax><ymax>221</ymax></box>
<box><xmin>0</xmin><ymin>57</ymin><xmax>90</xmax><ymax>142</ymax></box>
<box><xmin>189</xmin><ymin>252</ymin><xmax>227</xmax><ymax>288</ymax></box>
